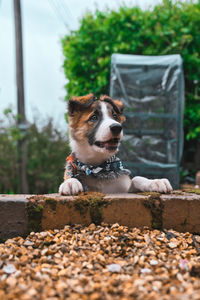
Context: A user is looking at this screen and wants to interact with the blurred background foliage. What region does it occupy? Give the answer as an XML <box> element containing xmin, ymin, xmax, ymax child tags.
<box><xmin>1</xmin><ymin>0</ymin><xmax>200</xmax><ymax>194</ymax></box>
<box><xmin>0</xmin><ymin>109</ymin><xmax>70</xmax><ymax>194</ymax></box>
<box><xmin>62</xmin><ymin>0</ymin><xmax>200</xmax><ymax>143</ymax></box>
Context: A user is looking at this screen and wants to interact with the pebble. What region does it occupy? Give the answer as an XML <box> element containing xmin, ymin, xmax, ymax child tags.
<box><xmin>168</xmin><ymin>242</ymin><xmax>178</xmax><ymax>249</ymax></box>
<box><xmin>107</xmin><ymin>264</ymin><xmax>121</xmax><ymax>273</ymax></box>
<box><xmin>3</xmin><ymin>264</ymin><xmax>16</xmax><ymax>274</ymax></box>
<box><xmin>150</xmin><ymin>260</ymin><xmax>158</xmax><ymax>266</ymax></box>
<box><xmin>194</xmin><ymin>235</ymin><xmax>200</xmax><ymax>243</ymax></box>
<box><xmin>141</xmin><ymin>268</ymin><xmax>151</xmax><ymax>274</ymax></box>
<box><xmin>88</xmin><ymin>223</ymin><xmax>96</xmax><ymax>231</ymax></box>
<box><xmin>179</xmin><ymin>259</ymin><xmax>189</xmax><ymax>272</ymax></box>
<box><xmin>0</xmin><ymin>224</ymin><xmax>200</xmax><ymax>299</ymax></box>
<box><xmin>24</xmin><ymin>240</ymin><xmax>34</xmax><ymax>246</ymax></box>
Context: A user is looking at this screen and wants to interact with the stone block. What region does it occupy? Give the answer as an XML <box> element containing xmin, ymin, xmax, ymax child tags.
<box><xmin>41</xmin><ymin>197</ymin><xmax>92</xmax><ymax>230</ymax></box>
<box><xmin>0</xmin><ymin>194</ymin><xmax>28</xmax><ymax>239</ymax></box>
<box><xmin>102</xmin><ymin>194</ymin><xmax>152</xmax><ymax>228</ymax></box>
<box><xmin>162</xmin><ymin>193</ymin><xmax>200</xmax><ymax>233</ymax></box>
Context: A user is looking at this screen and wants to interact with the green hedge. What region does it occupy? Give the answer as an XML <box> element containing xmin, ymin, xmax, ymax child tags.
<box><xmin>0</xmin><ymin>110</ymin><xmax>70</xmax><ymax>194</ymax></box>
<box><xmin>62</xmin><ymin>0</ymin><xmax>200</xmax><ymax>141</ymax></box>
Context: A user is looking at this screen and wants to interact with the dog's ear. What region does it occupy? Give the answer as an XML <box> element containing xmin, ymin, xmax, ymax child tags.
<box><xmin>68</xmin><ymin>93</ymin><xmax>97</xmax><ymax>116</ymax></box>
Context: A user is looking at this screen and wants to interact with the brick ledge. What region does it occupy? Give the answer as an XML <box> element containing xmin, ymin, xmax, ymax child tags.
<box><xmin>0</xmin><ymin>191</ymin><xmax>200</xmax><ymax>239</ymax></box>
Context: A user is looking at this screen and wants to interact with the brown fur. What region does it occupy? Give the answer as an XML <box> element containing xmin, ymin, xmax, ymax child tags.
<box><xmin>71</xmin><ymin>93</ymin><xmax>95</xmax><ymax>105</ymax></box>
<box><xmin>68</xmin><ymin>102</ymin><xmax>99</xmax><ymax>141</ymax></box>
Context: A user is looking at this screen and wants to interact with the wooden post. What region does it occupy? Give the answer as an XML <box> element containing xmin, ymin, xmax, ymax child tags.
<box><xmin>14</xmin><ymin>0</ymin><xmax>29</xmax><ymax>193</ymax></box>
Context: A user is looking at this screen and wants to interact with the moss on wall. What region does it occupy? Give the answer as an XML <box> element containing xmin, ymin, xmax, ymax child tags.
<box><xmin>27</xmin><ymin>202</ymin><xmax>44</xmax><ymax>233</ymax></box>
<box><xmin>74</xmin><ymin>192</ymin><xmax>109</xmax><ymax>224</ymax></box>
<box><xmin>143</xmin><ymin>192</ymin><xmax>163</xmax><ymax>230</ymax></box>
<box><xmin>45</xmin><ymin>198</ymin><xmax>57</xmax><ymax>212</ymax></box>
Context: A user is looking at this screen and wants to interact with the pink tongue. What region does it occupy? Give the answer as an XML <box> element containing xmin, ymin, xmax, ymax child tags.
<box><xmin>105</xmin><ymin>141</ymin><xmax>116</xmax><ymax>149</ymax></box>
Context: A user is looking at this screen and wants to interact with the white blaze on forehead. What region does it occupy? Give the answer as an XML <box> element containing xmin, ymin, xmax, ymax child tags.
<box><xmin>101</xmin><ymin>101</ymin><xmax>110</xmax><ymax>120</ymax></box>
<box><xmin>94</xmin><ymin>102</ymin><xmax>123</xmax><ymax>142</ymax></box>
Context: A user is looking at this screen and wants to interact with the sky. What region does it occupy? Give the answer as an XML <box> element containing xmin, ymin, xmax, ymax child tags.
<box><xmin>0</xmin><ymin>0</ymin><xmax>164</xmax><ymax>130</ymax></box>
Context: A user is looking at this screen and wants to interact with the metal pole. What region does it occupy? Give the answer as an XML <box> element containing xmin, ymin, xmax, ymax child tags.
<box><xmin>14</xmin><ymin>0</ymin><xmax>29</xmax><ymax>193</ymax></box>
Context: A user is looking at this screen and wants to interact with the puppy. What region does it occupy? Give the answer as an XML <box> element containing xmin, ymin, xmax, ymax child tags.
<box><xmin>59</xmin><ymin>94</ymin><xmax>172</xmax><ymax>195</ymax></box>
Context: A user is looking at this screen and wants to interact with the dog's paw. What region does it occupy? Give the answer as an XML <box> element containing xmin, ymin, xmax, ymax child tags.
<box><xmin>59</xmin><ymin>178</ymin><xmax>83</xmax><ymax>195</ymax></box>
<box><xmin>148</xmin><ymin>178</ymin><xmax>172</xmax><ymax>193</ymax></box>
<box><xmin>131</xmin><ymin>176</ymin><xmax>173</xmax><ymax>193</ymax></box>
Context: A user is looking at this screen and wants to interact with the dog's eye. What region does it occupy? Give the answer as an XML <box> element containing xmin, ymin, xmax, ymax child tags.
<box><xmin>89</xmin><ymin>114</ymin><xmax>98</xmax><ymax>122</ymax></box>
<box><xmin>112</xmin><ymin>113</ymin><xmax>118</xmax><ymax>120</ymax></box>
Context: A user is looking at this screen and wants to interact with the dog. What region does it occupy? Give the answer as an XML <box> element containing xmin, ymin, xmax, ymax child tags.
<box><xmin>59</xmin><ymin>94</ymin><xmax>172</xmax><ymax>195</ymax></box>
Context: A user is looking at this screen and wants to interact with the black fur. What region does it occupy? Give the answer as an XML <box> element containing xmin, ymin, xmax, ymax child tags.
<box><xmin>102</xmin><ymin>97</ymin><xmax>122</xmax><ymax>114</ymax></box>
<box><xmin>87</xmin><ymin>104</ymin><xmax>103</xmax><ymax>145</ymax></box>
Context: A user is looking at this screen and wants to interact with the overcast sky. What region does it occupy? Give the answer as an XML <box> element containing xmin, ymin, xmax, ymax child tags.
<box><xmin>0</xmin><ymin>0</ymin><xmax>164</xmax><ymax>130</ymax></box>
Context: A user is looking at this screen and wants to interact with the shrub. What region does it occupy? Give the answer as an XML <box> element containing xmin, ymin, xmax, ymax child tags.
<box><xmin>0</xmin><ymin>110</ymin><xmax>69</xmax><ymax>194</ymax></box>
<box><xmin>0</xmin><ymin>109</ymin><xmax>18</xmax><ymax>193</ymax></box>
<box><xmin>62</xmin><ymin>0</ymin><xmax>200</xmax><ymax>141</ymax></box>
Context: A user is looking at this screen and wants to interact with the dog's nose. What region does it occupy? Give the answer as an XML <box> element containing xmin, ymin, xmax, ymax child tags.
<box><xmin>110</xmin><ymin>124</ymin><xmax>122</xmax><ymax>136</ymax></box>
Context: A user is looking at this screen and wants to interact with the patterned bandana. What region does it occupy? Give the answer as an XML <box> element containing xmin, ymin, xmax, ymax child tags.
<box><xmin>65</xmin><ymin>153</ymin><xmax>131</xmax><ymax>180</ymax></box>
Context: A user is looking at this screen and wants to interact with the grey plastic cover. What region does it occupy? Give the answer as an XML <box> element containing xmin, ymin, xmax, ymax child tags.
<box><xmin>110</xmin><ymin>54</ymin><xmax>185</xmax><ymax>189</ymax></box>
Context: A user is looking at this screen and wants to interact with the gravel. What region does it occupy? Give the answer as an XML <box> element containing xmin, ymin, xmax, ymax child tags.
<box><xmin>1</xmin><ymin>223</ymin><xmax>200</xmax><ymax>299</ymax></box>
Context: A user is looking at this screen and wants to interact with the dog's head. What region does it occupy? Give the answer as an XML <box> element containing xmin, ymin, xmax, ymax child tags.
<box><xmin>68</xmin><ymin>93</ymin><xmax>125</xmax><ymax>159</ymax></box>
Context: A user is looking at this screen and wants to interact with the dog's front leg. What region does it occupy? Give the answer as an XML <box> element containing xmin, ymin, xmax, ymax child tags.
<box><xmin>59</xmin><ymin>178</ymin><xmax>83</xmax><ymax>195</ymax></box>
<box><xmin>129</xmin><ymin>176</ymin><xmax>173</xmax><ymax>193</ymax></box>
